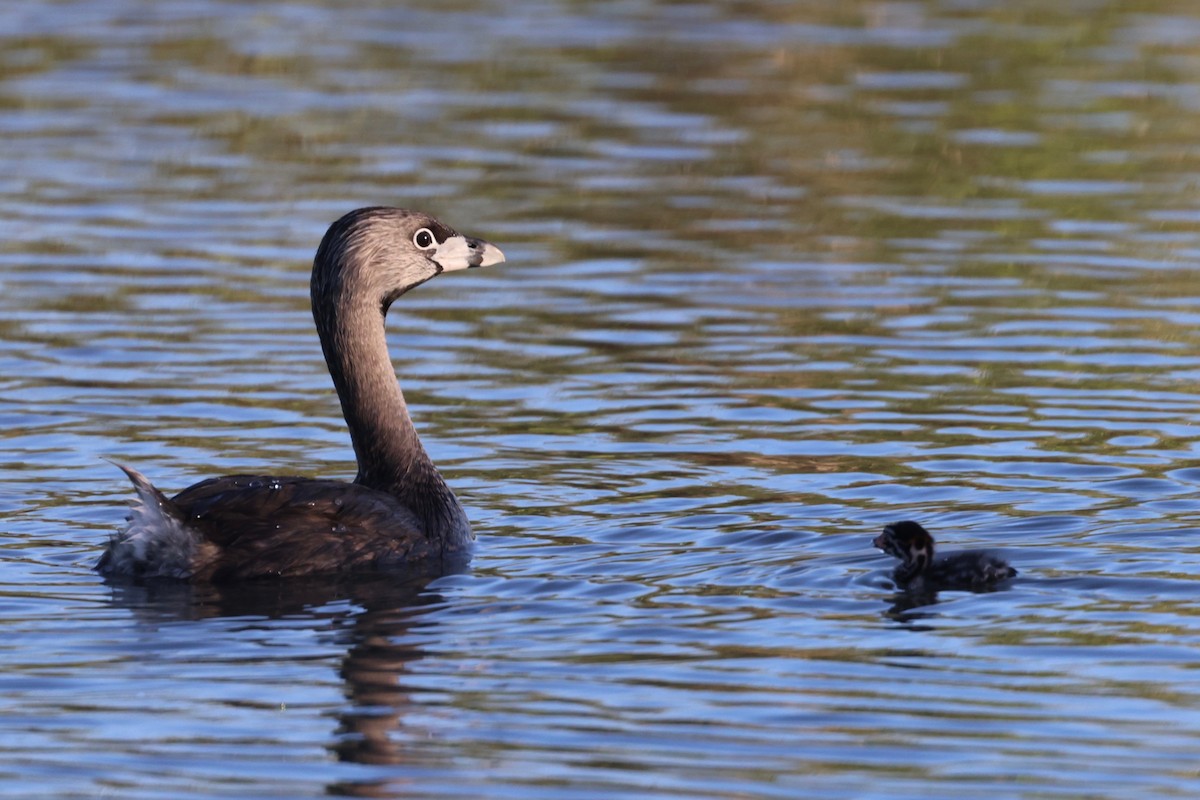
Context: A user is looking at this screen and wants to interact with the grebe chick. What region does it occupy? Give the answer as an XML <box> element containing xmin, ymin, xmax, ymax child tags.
<box><xmin>873</xmin><ymin>520</ymin><xmax>1016</xmax><ymax>591</ymax></box>
<box><xmin>97</xmin><ymin>207</ymin><xmax>505</xmax><ymax>582</ymax></box>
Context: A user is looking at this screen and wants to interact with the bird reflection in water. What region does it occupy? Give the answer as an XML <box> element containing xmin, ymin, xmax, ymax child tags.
<box><xmin>104</xmin><ymin>570</ymin><xmax>457</xmax><ymax>797</ymax></box>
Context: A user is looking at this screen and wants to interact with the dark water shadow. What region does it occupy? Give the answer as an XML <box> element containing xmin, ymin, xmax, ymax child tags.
<box><xmin>102</xmin><ymin>567</ymin><xmax>448</xmax><ymax>621</ymax></box>
<box><xmin>102</xmin><ymin>570</ymin><xmax>461</xmax><ymax>796</ymax></box>
<box><xmin>878</xmin><ymin>577</ymin><xmax>1018</xmax><ymax>623</ymax></box>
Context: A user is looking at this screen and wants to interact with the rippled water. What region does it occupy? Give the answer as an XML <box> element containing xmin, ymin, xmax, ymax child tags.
<box><xmin>4</xmin><ymin>0</ymin><xmax>1200</xmax><ymax>797</ymax></box>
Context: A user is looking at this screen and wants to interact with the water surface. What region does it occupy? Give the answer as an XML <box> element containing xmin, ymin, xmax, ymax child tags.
<box><xmin>3</xmin><ymin>1</ymin><xmax>1200</xmax><ymax>797</ymax></box>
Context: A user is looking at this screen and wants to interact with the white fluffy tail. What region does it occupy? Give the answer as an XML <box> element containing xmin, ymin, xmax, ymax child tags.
<box><xmin>97</xmin><ymin>462</ymin><xmax>198</xmax><ymax>580</ymax></box>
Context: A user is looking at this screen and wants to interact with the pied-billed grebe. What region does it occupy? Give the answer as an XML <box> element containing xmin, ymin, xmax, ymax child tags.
<box><xmin>873</xmin><ymin>520</ymin><xmax>1016</xmax><ymax>591</ymax></box>
<box><xmin>96</xmin><ymin>207</ymin><xmax>504</xmax><ymax>582</ymax></box>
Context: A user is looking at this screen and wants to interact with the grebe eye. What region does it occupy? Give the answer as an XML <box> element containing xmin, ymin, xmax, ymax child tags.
<box><xmin>413</xmin><ymin>228</ymin><xmax>435</xmax><ymax>249</ymax></box>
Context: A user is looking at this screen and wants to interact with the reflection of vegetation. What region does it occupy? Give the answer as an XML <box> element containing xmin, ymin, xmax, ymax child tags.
<box><xmin>6</xmin><ymin>0</ymin><xmax>1200</xmax><ymax>527</ymax></box>
<box><xmin>0</xmin><ymin>36</ymin><xmax>92</xmax><ymax>80</ymax></box>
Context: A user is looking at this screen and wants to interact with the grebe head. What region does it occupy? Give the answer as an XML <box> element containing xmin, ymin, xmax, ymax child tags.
<box><xmin>874</xmin><ymin>520</ymin><xmax>935</xmax><ymax>576</ymax></box>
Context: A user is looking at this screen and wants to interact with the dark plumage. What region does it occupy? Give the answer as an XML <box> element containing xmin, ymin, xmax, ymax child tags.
<box><xmin>873</xmin><ymin>520</ymin><xmax>1016</xmax><ymax>592</ymax></box>
<box><xmin>97</xmin><ymin>207</ymin><xmax>504</xmax><ymax>582</ymax></box>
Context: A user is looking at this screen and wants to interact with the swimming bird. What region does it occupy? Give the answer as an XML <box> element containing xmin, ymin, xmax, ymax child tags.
<box><xmin>97</xmin><ymin>207</ymin><xmax>504</xmax><ymax>582</ymax></box>
<box><xmin>873</xmin><ymin>520</ymin><xmax>1016</xmax><ymax>591</ymax></box>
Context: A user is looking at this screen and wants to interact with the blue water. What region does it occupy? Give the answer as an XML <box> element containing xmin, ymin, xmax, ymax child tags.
<box><xmin>3</xmin><ymin>1</ymin><xmax>1200</xmax><ymax>797</ymax></box>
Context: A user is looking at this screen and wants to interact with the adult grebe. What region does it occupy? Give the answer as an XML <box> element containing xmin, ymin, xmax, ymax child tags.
<box><xmin>97</xmin><ymin>207</ymin><xmax>504</xmax><ymax>582</ymax></box>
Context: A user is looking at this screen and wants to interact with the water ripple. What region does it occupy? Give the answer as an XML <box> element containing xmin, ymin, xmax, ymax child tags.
<box><xmin>4</xmin><ymin>0</ymin><xmax>1200</xmax><ymax>798</ymax></box>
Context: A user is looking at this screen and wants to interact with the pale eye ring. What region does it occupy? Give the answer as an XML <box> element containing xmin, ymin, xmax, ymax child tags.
<box><xmin>413</xmin><ymin>228</ymin><xmax>436</xmax><ymax>249</ymax></box>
